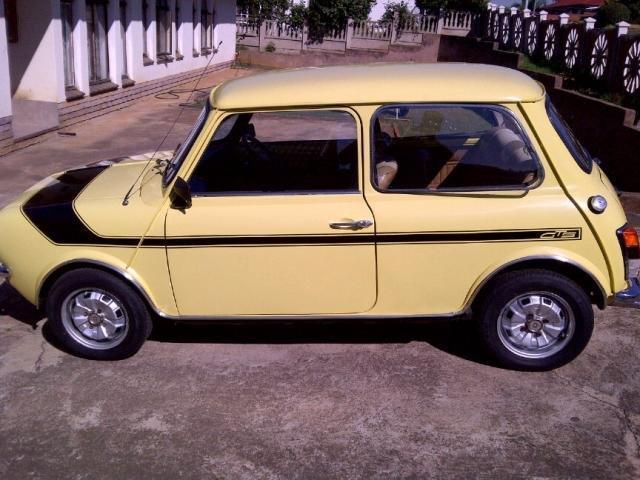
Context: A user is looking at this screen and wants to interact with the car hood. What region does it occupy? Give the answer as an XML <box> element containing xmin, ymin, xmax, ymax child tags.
<box><xmin>20</xmin><ymin>152</ymin><xmax>172</xmax><ymax>242</ymax></box>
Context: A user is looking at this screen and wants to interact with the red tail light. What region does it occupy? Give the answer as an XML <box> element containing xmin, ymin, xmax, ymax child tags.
<box><xmin>618</xmin><ymin>225</ymin><xmax>640</xmax><ymax>260</ymax></box>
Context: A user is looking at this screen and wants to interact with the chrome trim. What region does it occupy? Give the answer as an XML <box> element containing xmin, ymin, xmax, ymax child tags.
<box><xmin>329</xmin><ymin>219</ymin><xmax>374</xmax><ymax>231</ymax></box>
<box><xmin>614</xmin><ymin>277</ymin><xmax>640</xmax><ymax>308</ymax></box>
<box><xmin>38</xmin><ymin>255</ymin><xmax>609</xmax><ymax>322</ymax></box>
<box><xmin>0</xmin><ymin>262</ymin><xmax>10</xmax><ymax>279</ymax></box>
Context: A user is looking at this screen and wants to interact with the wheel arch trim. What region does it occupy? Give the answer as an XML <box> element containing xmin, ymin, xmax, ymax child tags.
<box><xmin>464</xmin><ymin>254</ymin><xmax>610</xmax><ymax>310</ymax></box>
<box><xmin>36</xmin><ymin>259</ymin><xmax>170</xmax><ymax>317</ymax></box>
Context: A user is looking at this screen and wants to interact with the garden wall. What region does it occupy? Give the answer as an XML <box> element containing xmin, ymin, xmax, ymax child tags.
<box><xmin>237</xmin><ymin>35</ymin><xmax>441</xmax><ymax>69</ymax></box>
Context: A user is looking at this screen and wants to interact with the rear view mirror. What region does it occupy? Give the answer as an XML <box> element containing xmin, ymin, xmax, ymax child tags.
<box><xmin>170</xmin><ymin>177</ymin><xmax>192</xmax><ymax>210</ymax></box>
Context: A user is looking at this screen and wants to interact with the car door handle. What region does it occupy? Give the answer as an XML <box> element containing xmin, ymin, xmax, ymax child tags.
<box><xmin>329</xmin><ymin>219</ymin><xmax>374</xmax><ymax>231</ymax></box>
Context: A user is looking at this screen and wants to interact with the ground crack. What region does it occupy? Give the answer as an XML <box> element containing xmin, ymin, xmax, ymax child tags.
<box><xmin>551</xmin><ymin>372</ymin><xmax>619</xmax><ymax>410</ymax></box>
<box><xmin>622</xmin><ymin>408</ymin><xmax>640</xmax><ymax>456</ymax></box>
<box><xmin>34</xmin><ymin>339</ymin><xmax>46</xmax><ymax>373</ymax></box>
<box><xmin>552</xmin><ymin>371</ymin><xmax>640</xmax><ymax>474</ymax></box>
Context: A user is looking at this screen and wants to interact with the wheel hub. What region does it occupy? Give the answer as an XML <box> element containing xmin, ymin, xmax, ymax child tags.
<box><xmin>525</xmin><ymin>315</ymin><xmax>545</xmax><ymax>333</ymax></box>
<box><xmin>61</xmin><ymin>289</ymin><xmax>129</xmax><ymax>350</ymax></box>
<box><xmin>87</xmin><ymin>312</ymin><xmax>103</xmax><ymax>326</ymax></box>
<box><xmin>498</xmin><ymin>292</ymin><xmax>575</xmax><ymax>359</ymax></box>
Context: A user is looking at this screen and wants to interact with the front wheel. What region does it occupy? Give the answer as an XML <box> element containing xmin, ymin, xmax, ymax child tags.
<box><xmin>45</xmin><ymin>269</ymin><xmax>152</xmax><ymax>360</ymax></box>
<box><xmin>477</xmin><ymin>269</ymin><xmax>594</xmax><ymax>370</ymax></box>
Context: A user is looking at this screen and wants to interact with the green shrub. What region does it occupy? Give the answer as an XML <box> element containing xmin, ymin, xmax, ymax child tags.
<box><xmin>265</xmin><ymin>41</ymin><xmax>276</xmax><ymax>52</ymax></box>
<box><xmin>307</xmin><ymin>0</ymin><xmax>375</xmax><ymax>38</ymax></box>
<box><xmin>596</xmin><ymin>1</ymin><xmax>631</xmax><ymax>27</ymax></box>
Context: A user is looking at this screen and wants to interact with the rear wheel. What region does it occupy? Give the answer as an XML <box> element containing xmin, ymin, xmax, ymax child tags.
<box><xmin>477</xmin><ymin>269</ymin><xmax>594</xmax><ymax>370</ymax></box>
<box><xmin>46</xmin><ymin>269</ymin><xmax>152</xmax><ymax>360</ymax></box>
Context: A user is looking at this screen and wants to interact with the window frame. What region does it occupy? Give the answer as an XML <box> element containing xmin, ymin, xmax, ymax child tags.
<box><xmin>61</xmin><ymin>0</ymin><xmax>75</xmax><ymax>88</ymax></box>
<box><xmin>183</xmin><ymin>107</ymin><xmax>364</xmax><ymax>198</ymax></box>
<box><xmin>86</xmin><ymin>0</ymin><xmax>111</xmax><ymax>85</ymax></box>
<box><xmin>156</xmin><ymin>0</ymin><xmax>172</xmax><ymax>57</ymax></box>
<box><xmin>369</xmin><ymin>103</ymin><xmax>545</xmax><ymax>195</ymax></box>
<box><xmin>200</xmin><ymin>3</ymin><xmax>213</xmax><ymax>51</ymax></box>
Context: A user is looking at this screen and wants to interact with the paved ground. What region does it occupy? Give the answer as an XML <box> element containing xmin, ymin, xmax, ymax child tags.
<box><xmin>1</xmin><ymin>66</ymin><xmax>640</xmax><ymax>479</ymax></box>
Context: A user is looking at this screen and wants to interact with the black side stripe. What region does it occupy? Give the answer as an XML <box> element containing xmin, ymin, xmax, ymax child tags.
<box><xmin>142</xmin><ymin>228</ymin><xmax>582</xmax><ymax>247</ymax></box>
<box><xmin>21</xmin><ymin>166</ymin><xmax>582</xmax><ymax>248</ymax></box>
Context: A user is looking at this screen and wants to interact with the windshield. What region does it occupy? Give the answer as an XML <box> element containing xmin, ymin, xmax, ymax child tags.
<box><xmin>545</xmin><ymin>97</ymin><xmax>592</xmax><ymax>174</ymax></box>
<box><xmin>162</xmin><ymin>103</ymin><xmax>210</xmax><ymax>187</ymax></box>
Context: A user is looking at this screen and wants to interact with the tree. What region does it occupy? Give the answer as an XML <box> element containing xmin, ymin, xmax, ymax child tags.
<box><xmin>619</xmin><ymin>0</ymin><xmax>640</xmax><ymax>22</ymax></box>
<box><xmin>596</xmin><ymin>0</ymin><xmax>631</xmax><ymax>27</ymax></box>
<box><xmin>381</xmin><ymin>1</ymin><xmax>413</xmax><ymax>24</ymax></box>
<box><xmin>237</xmin><ymin>0</ymin><xmax>289</xmax><ymax>23</ymax></box>
<box><xmin>288</xmin><ymin>2</ymin><xmax>308</xmax><ymax>31</ymax></box>
<box><xmin>415</xmin><ymin>0</ymin><xmax>488</xmax><ymax>13</ymax></box>
<box><xmin>307</xmin><ymin>0</ymin><xmax>375</xmax><ymax>36</ymax></box>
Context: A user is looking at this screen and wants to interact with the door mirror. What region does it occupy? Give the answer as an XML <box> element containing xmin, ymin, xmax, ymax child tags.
<box><xmin>170</xmin><ymin>177</ymin><xmax>192</xmax><ymax>210</ymax></box>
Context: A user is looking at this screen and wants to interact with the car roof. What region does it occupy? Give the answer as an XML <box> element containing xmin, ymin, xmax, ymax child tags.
<box><xmin>210</xmin><ymin>63</ymin><xmax>545</xmax><ymax>110</ymax></box>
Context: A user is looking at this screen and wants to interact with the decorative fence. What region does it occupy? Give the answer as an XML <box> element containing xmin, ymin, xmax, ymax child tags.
<box><xmin>481</xmin><ymin>4</ymin><xmax>640</xmax><ymax>97</ymax></box>
<box><xmin>236</xmin><ymin>10</ymin><xmax>480</xmax><ymax>54</ymax></box>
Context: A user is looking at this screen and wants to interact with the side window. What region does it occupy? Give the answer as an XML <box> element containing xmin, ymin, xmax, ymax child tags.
<box><xmin>371</xmin><ymin>105</ymin><xmax>541</xmax><ymax>191</ymax></box>
<box><xmin>189</xmin><ymin>110</ymin><xmax>359</xmax><ymax>194</ymax></box>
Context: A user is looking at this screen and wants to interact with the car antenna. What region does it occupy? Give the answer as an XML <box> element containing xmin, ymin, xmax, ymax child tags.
<box><xmin>122</xmin><ymin>41</ymin><xmax>223</xmax><ymax>206</ymax></box>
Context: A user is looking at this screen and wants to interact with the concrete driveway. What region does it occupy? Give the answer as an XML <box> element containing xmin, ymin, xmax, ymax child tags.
<box><xmin>1</xmin><ymin>66</ymin><xmax>640</xmax><ymax>479</ymax></box>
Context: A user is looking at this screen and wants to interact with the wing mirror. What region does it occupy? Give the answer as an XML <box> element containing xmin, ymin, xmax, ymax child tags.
<box><xmin>170</xmin><ymin>177</ymin><xmax>192</xmax><ymax>210</ymax></box>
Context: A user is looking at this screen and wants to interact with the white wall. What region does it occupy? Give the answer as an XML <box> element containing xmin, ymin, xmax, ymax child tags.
<box><xmin>8</xmin><ymin>0</ymin><xmax>66</xmax><ymax>102</ymax></box>
<box><xmin>0</xmin><ymin>0</ymin><xmax>236</xmax><ymax>130</ymax></box>
<box><xmin>129</xmin><ymin>0</ymin><xmax>236</xmax><ymax>83</ymax></box>
<box><xmin>0</xmin><ymin>0</ymin><xmax>13</xmax><ymax>119</ymax></box>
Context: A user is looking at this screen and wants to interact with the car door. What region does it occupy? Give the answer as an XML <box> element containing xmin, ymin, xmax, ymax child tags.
<box><xmin>165</xmin><ymin>107</ymin><xmax>377</xmax><ymax>317</ymax></box>
<box><xmin>362</xmin><ymin>103</ymin><xmax>589</xmax><ymax>316</ymax></box>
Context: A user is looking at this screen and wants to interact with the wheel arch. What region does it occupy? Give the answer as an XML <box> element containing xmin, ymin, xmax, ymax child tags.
<box><xmin>37</xmin><ymin>260</ymin><xmax>162</xmax><ymax>316</ymax></box>
<box><xmin>468</xmin><ymin>256</ymin><xmax>608</xmax><ymax>311</ymax></box>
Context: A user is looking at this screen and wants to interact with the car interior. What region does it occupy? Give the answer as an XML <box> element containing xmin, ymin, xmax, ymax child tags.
<box><xmin>373</xmin><ymin>106</ymin><xmax>538</xmax><ymax>191</ymax></box>
<box><xmin>189</xmin><ymin>112</ymin><xmax>359</xmax><ymax>194</ymax></box>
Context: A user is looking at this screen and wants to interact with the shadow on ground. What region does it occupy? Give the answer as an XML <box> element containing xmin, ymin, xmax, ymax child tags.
<box><xmin>0</xmin><ymin>282</ymin><xmax>44</xmax><ymax>327</ymax></box>
<box><xmin>0</xmin><ymin>281</ymin><xmax>498</xmax><ymax>368</ymax></box>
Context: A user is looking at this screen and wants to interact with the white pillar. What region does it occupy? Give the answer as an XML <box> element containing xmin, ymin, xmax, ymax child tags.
<box><xmin>50</xmin><ymin>0</ymin><xmax>67</xmax><ymax>102</ymax></box>
<box><xmin>108</xmin><ymin>0</ymin><xmax>123</xmax><ymax>86</ymax></box>
<box><xmin>128</xmin><ymin>0</ymin><xmax>145</xmax><ymax>81</ymax></box>
<box><xmin>523</xmin><ymin>9</ymin><xmax>531</xmax><ymax>18</ymax></box>
<box><xmin>0</xmin><ymin>0</ymin><xmax>13</xmax><ymax>120</ymax></box>
<box><xmin>559</xmin><ymin>13</ymin><xmax>569</xmax><ymax>26</ymax></box>
<box><xmin>584</xmin><ymin>17</ymin><xmax>595</xmax><ymax>31</ymax></box>
<box><xmin>539</xmin><ymin>10</ymin><xmax>548</xmax><ymax>22</ymax></box>
<box><xmin>181</xmin><ymin>0</ymin><xmax>194</xmax><ymax>64</ymax></box>
<box><xmin>72</xmin><ymin>0</ymin><xmax>90</xmax><ymax>95</ymax></box>
<box><xmin>510</xmin><ymin>7</ymin><xmax>518</xmax><ymax>16</ymax></box>
<box><xmin>212</xmin><ymin>0</ymin><xmax>236</xmax><ymax>62</ymax></box>
<box><xmin>617</xmin><ymin>21</ymin><xmax>630</xmax><ymax>37</ymax></box>
<box><xmin>193</xmin><ymin>0</ymin><xmax>201</xmax><ymax>55</ymax></box>
<box><xmin>498</xmin><ymin>6</ymin><xmax>505</xmax><ymax>14</ymax></box>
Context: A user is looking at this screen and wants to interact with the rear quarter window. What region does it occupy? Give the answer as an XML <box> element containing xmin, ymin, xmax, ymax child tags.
<box><xmin>545</xmin><ymin>97</ymin><xmax>593</xmax><ymax>174</ymax></box>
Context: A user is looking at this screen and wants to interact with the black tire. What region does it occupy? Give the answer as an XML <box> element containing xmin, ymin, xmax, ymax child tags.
<box><xmin>45</xmin><ymin>268</ymin><xmax>152</xmax><ymax>360</ymax></box>
<box><xmin>476</xmin><ymin>269</ymin><xmax>594</xmax><ymax>371</ymax></box>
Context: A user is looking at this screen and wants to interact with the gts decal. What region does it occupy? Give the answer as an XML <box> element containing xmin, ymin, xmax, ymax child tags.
<box><xmin>539</xmin><ymin>229</ymin><xmax>582</xmax><ymax>240</ymax></box>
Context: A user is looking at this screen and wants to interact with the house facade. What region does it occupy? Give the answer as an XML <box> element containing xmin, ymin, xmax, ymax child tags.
<box><xmin>0</xmin><ymin>0</ymin><xmax>236</xmax><ymax>142</ymax></box>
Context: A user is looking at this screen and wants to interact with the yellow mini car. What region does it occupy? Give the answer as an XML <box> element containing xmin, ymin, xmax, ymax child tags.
<box><xmin>0</xmin><ymin>63</ymin><xmax>638</xmax><ymax>369</ymax></box>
